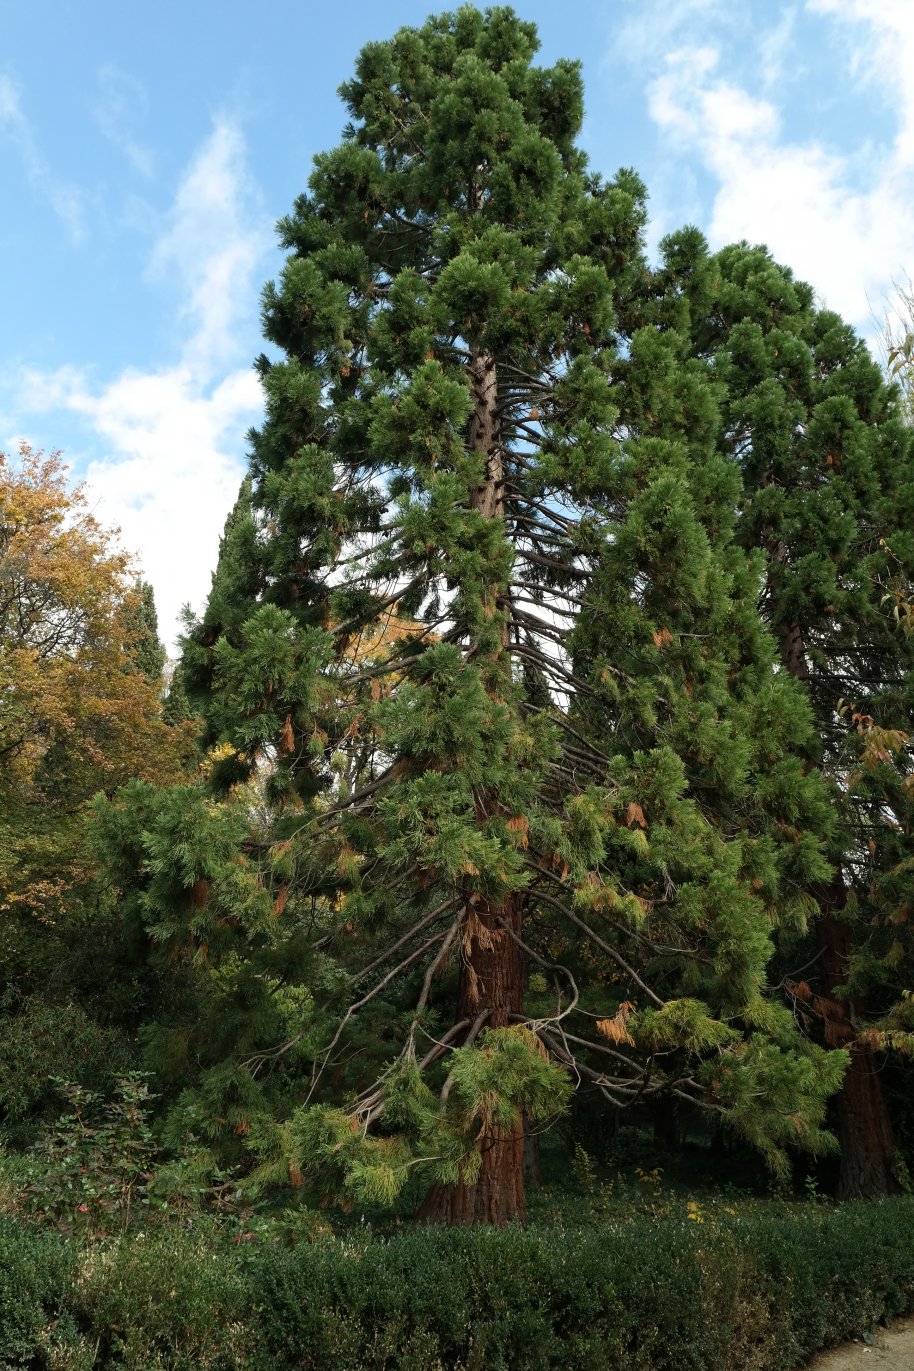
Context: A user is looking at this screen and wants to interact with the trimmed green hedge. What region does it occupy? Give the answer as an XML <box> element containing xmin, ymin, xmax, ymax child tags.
<box><xmin>2</xmin><ymin>1199</ymin><xmax>913</xmax><ymax>1369</ymax></box>
<box><xmin>247</xmin><ymin>1203</ymin><xmax>914</xmax><ymax>1371</ymax></box>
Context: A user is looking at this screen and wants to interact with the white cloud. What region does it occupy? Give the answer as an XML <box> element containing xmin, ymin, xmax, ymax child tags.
<box><xmin>14</xmin><ymin>118</ymin><xmax>272</xmax><ymax>648</ymax></box>
<box><xmin>639</xmin><ymin>9</ymin><xmax>914</xmax><ymax>334</ymax></box>
<box><xmin>151</xmin><ymin>119</ymin><xmax>268</xmax><ymax>379</ymax></box>
<box><xmin>0</xmin><ymin>73</ymin><xmax>86</xmax><ymax>241</ymax></box>
<box><xmin>648</xmin><ymin>49</ymin><xmax>778</xmax><ymax>145</ymax></box>
<box><xmin>22</xmin><ymin>363</ymin><xmax>262</xmax><ymax>646</ymax></box>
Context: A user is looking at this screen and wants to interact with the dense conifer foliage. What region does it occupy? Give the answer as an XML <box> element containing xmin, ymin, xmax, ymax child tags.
<box><xmin>86</xmin><ymin>6</ymin><xmax>861</xmax><ymax>1225</ymax></box>
<box><xmin>649</xmin><ymin>234</ymin><xmax>914</xmax><ymax>1195</ymax></box>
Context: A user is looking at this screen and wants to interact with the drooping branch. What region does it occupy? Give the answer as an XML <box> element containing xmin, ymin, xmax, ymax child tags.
<box><xmin>528</xmin><ymin>887</ymin><xmax>667</xmax><ymax>1009</ymax></box>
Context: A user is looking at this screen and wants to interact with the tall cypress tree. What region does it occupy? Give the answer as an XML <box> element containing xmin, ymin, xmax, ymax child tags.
<box><xmin>654</xmin><ymin>232</ymin><xmax>914</xmax><ymax>1196</ymax></box>
<box><xmin>109</xmin><ymin>8</ymin><xmax>845</xmax><ymax>1225</ymax></box>
<box><xmin>127</xmin><ymin>580</ymin><xmax>167</xmax><ymax>684</ymax></box>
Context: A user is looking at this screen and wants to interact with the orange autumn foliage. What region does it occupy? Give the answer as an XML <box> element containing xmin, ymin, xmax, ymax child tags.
<box><xmin>0</xmin><ymin>444</ymin><xmax>195</xmax><ymax>921</ymax></box>
<box><xmin>596</xmin><ymin>1001</ymin><xmax>636</xmax><ymax>1047</ymax></box>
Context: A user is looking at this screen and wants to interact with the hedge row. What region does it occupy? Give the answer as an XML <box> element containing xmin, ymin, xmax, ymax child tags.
<box><xmin>3</xmin><ymin>1198</ymin><xmax>914</xmax><ymax>1369</ymax></box>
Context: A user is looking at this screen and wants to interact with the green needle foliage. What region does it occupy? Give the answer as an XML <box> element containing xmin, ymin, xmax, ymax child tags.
<box><xmin>651</xmin><ymin>230</ymin><xmax>914</xmax><ymax>1195</ymax></box>
<box><xmin>95</xmin><ymin>7</ymin><xmax>848</xmax><ymax>1223</ymax></box>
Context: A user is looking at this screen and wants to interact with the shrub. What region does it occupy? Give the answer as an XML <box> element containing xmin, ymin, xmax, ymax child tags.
<box><xmin>0</xmin><ymin>997</ymin><xmax>129</xmax><ymax>1134</ymax></box>
<box><xmin>69</xmin><ymin>1231</ymin><xmax>250</xmax><ymax>1370</ymax></box>
<box><xmin>0</xmin><ymin>1217</ymin><xmax>72</xmax><ymax>1368</ymax></box>
<box><xmin>16</xmin><ymin>1075</ymin><xmax>160</xmax><ymax>1236</ymax></box>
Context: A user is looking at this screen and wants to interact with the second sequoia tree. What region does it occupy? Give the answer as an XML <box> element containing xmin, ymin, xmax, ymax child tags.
<box><xmin>153</xmin><ymin>7</ymin><xmax>846</xmax><ymax>1223</ymax></box>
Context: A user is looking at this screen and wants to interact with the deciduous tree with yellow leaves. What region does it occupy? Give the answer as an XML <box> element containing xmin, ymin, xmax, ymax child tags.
<box><xmin>0</xmin><ymin>443</ymin><xmax>193</xmax><ymax>1002</ymax></box>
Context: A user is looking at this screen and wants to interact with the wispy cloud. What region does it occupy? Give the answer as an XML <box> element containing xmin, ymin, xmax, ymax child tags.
<box><xmin>808</xmin><ymin>1</ymin><xmax>914</xmax><ymax>162</ymax></box>
<box><xmin>95</xmin><ymin>66</ymin><xmax>155</xmax><ymax>179</ymax></box>
<box><xmin>0</xmin><ymin>73</ymin><xmax>86</xmax><ymax>241</ymax></box>
<box><xmin>150</xmin><ymin>118</ymin><xmax>269</xmax><ymax>378</ymax></box>
<box><xmin>15</xmin><ymin>118</ymin><xmax>273</xmax><ymax>646</ymax></box>
<box><xmin>615</xmin><ymin>0</ymin><xmax>729</xmax><ymax>63</ymax></box>
<box><xmin>758</xmin><ymin>6</ymin><xmax>800</xmax><ymax>90</ymax></box>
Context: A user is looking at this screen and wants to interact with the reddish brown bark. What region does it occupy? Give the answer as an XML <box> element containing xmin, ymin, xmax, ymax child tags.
<box><xmin>778</xmin><ymin>618</ymin><xmax>810</xmax><ymax>684</ymax></box>
<box><xmin>418</xmin><ymin>893</ymin><xmax>527</xmax><ymax>1226</ymax></box>
<box><xmin>816</xmin><ymin>905</ymin><xmax>899</xmax><ymax>1199</ymax></box>
<box><xmin>419</xmin><ymin>349</ymin><xmax>529</xmax><ymax>1224</ymax></box>
<box><xmin>833</xmin><ymin>1047</ymin><xmax>897</xmax><ymax>1199</ymax></box>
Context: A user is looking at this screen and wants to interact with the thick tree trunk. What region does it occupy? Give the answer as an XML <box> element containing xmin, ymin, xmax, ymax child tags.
<box><xmin>419</xmin><ymin>348</ymin><xmax>530</xmax><ymax>1225</ymax></box>
<box><xmin>833</xmin><ymin>1047</ymin><xmax>897</xmax><ymax>1199</ymax></box>
<box><xmin>816</xmin><ymin>905</ymin><xmax>898</xmax><ymax>1199</ymax></box>
<box><xmin>778</xmin><ymin>618</ymin><xmax>810</xmax><ymax>683</ymax></box>
<box><xmin>418</xmin><ymin>894</ymin><xmax>527</xmax><ymax>1225</ymax></box>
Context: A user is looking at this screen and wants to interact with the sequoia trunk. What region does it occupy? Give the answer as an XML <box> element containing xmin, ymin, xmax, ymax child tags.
<box><xmin>419</xmin><ymin>894</ymin><xmax>527</xmax><ymax>1224</ymax></box>
<box><xmin>833</xmin><ymin>1047</ymin><xmax>897</xmax><ymax>1199</ymax></box>
<box><xmin>419</xmin><ymin>349</ymin><xmax>530</xmax><ymax>1225</ymax></box>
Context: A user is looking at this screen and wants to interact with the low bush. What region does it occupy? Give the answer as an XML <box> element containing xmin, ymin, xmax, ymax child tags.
<box><xmin>12</xmin><ymin>1075</ymin><xmax>161</xmax><ymax>1237</ymax></box>
<box><xmin>0</xmin><ymin>1223</ymin><xmax>250</xmax><ymax>1370</ymax></box>
<box><xmin>0</xmin><ymin>1217</ymin><xmax>73</xmax><ymax>1367</ymax></box>
<box><xmin>2</xmin><ymin>1197</ymin><xmax>913</xmax><ymax>1369</ymax></box>
<box><xmin>0</xmin><ymin>997</ymin><xmax>129</xmax><ymax>1137</ymax></box>
<box><xmin>68</xmin><ymin>1231</ymin><xmax>251</xmax><ymax>1370</ymax></box>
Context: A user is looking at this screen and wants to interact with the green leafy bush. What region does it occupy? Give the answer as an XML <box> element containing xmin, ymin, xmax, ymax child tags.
<box><xmin>69</xmin><ymin>1232</ymin><xmax>250</xmax><ymax>1370</ymax></box>
<box><xmin>15</xmin><ymin>1075</ymin><xmax>160</xmax><ymax>1235</ymax></box>
<box><xmin>0</xmin><ymin>1224</ymin><xmax>250</xmax><ymax>1370</ymax></box>
<box><xmin>247</xmin><ymin>1199</ymin><xmax>914</xmax><ymax>1371</ymax></box>
<box><xmin>0</xmin><ymin>1217</ymin><xmax>73</xmax><ymax>1367</ymax></box>
<box><xmin>0</xmin><ymin>996</ymin><xmax>129</xmax><ymax>1134</ymax></box>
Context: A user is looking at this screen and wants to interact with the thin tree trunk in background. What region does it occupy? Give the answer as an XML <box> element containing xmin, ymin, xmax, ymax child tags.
<box><xmin>523</xmin><ymin>1115</ymin><xmax>543</xmax><ymax>1190</ymax></box>
<box><xmin>816</xmin><ymin>903</ymin><xmax>898</xmax><ymax>1199</ymax></box>
<box><xmin>651</xmin><ymin>1095</ymin><xmax>682</xmax><ymax>1151</ymax></box>
<box><xmin>775</xmin><ymin>619</ymin><xmax>898</xmax><ymax>1200</ymax></box>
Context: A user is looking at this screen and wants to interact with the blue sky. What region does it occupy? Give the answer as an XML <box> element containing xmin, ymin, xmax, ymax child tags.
<box><xmin>2</xmin><ymin>0</ymin><xmax>911</xmax><ymax>646</ymax></box>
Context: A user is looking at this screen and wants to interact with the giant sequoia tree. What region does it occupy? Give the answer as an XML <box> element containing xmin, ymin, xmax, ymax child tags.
<box><xmin>106</xmin><ymin>8</ymin><xmax>849</xmax><ymax>1225</ymax></box>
